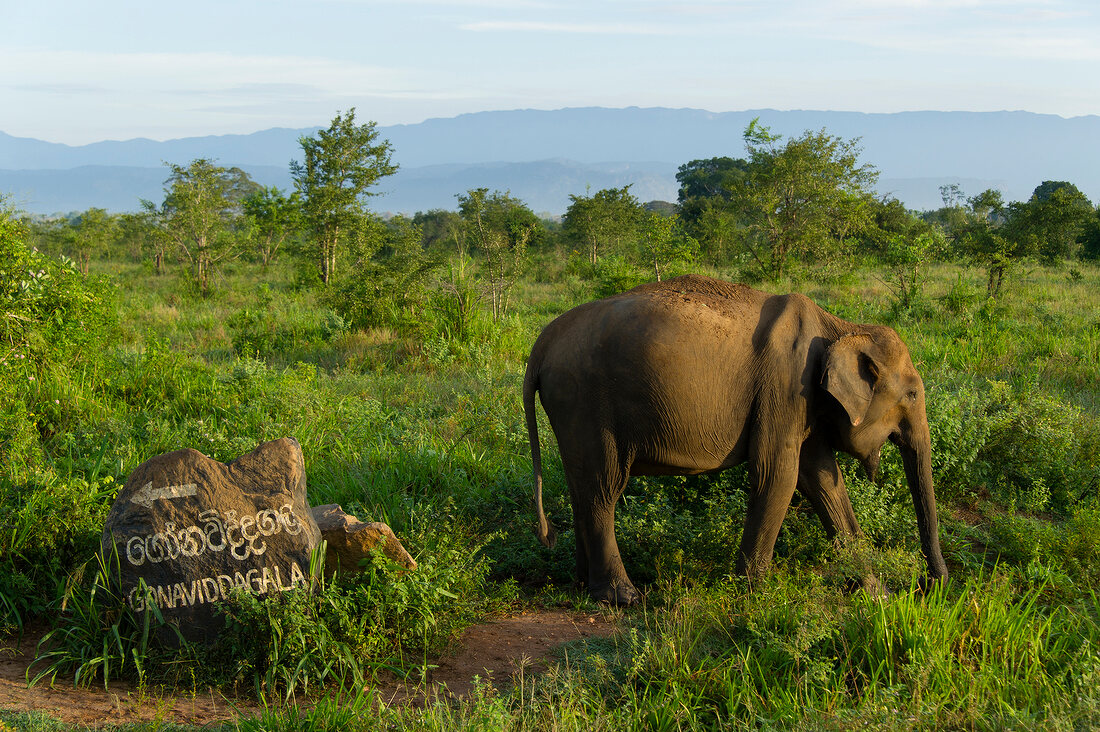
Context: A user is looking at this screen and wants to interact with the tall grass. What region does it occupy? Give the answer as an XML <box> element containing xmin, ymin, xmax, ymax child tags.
<box><xmin>2</xmin><ymin>250</ymin><xmax>1099</xmax><ymax>727</ymax></box>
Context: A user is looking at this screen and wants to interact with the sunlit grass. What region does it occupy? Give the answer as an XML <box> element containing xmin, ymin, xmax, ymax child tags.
<box><xmin>3</xmin><ymin>255</ymin><xmax>1100</xmax><ymax>728</ymax></box>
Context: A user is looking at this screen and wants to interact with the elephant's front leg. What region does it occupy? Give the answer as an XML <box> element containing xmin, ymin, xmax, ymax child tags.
<box><xmin>796</xmin><ymin>433</ymin><xmax>863</xmax><ymax>540</ymax></box>
<box><xmin>736</xmin><ymin>439</ymin><xmax>801</xmax><ymax>580</ymax></box>
<box><xmin>796</xmin><ymin>434</ymin><xmax>884</xmax><ymax>594</ymax></box>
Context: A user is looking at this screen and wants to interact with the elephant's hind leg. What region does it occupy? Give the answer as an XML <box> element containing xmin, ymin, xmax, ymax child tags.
<box><xmin>561</xmin><ymin>435</ymin><xmax>638</xmax><ymax>605</ymax></box>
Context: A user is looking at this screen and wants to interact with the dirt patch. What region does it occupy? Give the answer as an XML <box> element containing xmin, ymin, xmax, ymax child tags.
<box><xmin>0</xmin><ymin>610</ymin><xmax>615</xmax><ymax>727</ymax></box>
<box><xmin>419</xmin><ymin>609</ymin><xmax>612</xmax><ymax>699</ymax></box>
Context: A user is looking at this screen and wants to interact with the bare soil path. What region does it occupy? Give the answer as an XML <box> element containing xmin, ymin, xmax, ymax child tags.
<box><xmin>0</xmin><ymin>610</ymin><xmax>615</xmax><ymax>728</ymax></box>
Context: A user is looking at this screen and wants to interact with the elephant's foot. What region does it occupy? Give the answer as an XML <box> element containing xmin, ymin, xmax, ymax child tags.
<box><xmin>843</xmin><ymin>575</ymin><xmax>889</xmax><ymax>599</ymax></box>
<box><xmin>589</xmin><ymin>578</ymin><xmax>640</xmax><ymax>606</ymax></box>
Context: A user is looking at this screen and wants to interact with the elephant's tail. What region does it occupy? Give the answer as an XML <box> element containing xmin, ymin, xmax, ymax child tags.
<box><xmin>524</xmin><ymin>360</ymin><xmax>557</xmax><ymax>549</ymax></box>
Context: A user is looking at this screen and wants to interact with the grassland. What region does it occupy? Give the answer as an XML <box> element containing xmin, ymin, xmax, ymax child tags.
<box><xmin>3</xmin><ymin>246</ymin><xmax>1100</xmax><ymax>730</ymax></box>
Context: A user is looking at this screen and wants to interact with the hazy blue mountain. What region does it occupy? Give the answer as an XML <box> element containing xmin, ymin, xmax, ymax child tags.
<box><xmin>3</xmin><ymin>107</ymin><xmax>1098</xmax><ymax>215</ymax></box>
<box><xmin>0</xmin><ymin>160</ymin><xmax>677</xmax><ymax>217</ymax></box>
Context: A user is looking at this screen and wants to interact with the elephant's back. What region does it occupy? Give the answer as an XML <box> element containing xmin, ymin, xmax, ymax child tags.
<box><xmin>529</xmin><ymin>278</ymin><xmax>761</xmax><ymax>472</ymax></box>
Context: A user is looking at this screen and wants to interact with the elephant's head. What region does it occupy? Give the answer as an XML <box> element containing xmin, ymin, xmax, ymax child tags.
<box><xmin>821</xmin><ymin>329</ymin><xmax>949</xmax><ymax>580</ymax></box>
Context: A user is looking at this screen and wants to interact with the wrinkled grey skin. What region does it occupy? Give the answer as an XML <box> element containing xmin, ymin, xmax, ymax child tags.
<box><xmin>524</xmin><ymin>275</ymin><xmax>948</xmax><ymax>604</ymax></box>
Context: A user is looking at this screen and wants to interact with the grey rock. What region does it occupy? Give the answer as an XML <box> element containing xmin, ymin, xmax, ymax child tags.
<box><xmin>100</xmin><ymin>438</ymin><xmax>321</xmax><ymax>644</ymax></box>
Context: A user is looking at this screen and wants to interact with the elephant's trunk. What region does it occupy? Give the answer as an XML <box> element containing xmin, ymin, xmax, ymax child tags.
<box><xmin>900</xmin><ymin>431</ymin><xmax>948</xmax><ymax>580</ymax></box>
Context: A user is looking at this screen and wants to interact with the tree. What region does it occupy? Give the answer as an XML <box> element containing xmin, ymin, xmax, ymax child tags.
<box><xmin>1006</xmin><ymin>181</ymin><xmax>1093</xmax><ymax>263</ymax></box>
<box><xmin>457</xmin><ymin>188</ymin><xmax>540</xmax><ymax>321</ymax></box>
<box><xmin>1079</xmin><ymin>208</ymin><xmax>1100</xmax><ymax>261</ymax></box>
<box><xmin>413</xmin><ymin>209</ymin><xmax>465</xmax><ymax>256</ymax></box>
<box><xmin>243</xmin><ymin>187</ymin><xmax>301</xmax><ymax>267</ymax></box>
<box><xmin>677</xmin><ymin>157</ymin><xmax>750</xmax><ymax>203</ymax></box>
<box><xmin>692</xmin><ymin>202</ymin><xmax>743</xmax><ymax>264</ymax></box>
<box><xmin>952</xmin><ymin>188</ymin><xmax>1023</xmax><ymax>297</ymax></box>
<box><xmin>291</xmin><ymin>109</ymin><xmax>398</xmax><ymax>285</ymax></box>
<box><xmin>637</xmin><ymin>211</ymin><xmax>697</xmax><ymax>282</ymax></box>
<box><xmin>68</xmin><ymin>208</ymin><xmax>115</xmax><ymax>274</ymax></box>
<box><xmin>319</xmin><ymin>215</ymin><xmax>437</xmax><ymax>332</ymax></box>
<box><xmin>731</xmin><ymin>119</ymin><xmax>878</xmax><ymax>279</ymax></box>
<box><xmin>145</xmin><ymin>159</ymin><xmax>257</xmax><ymax>295</ymax></box>
<box><xmin>116</xmin><ymin>211</ymin><xmax>164</xmax><ymax>265</ymax></box>
<box><xmin>881</xmin><ymin>231</ymin><xmax>944</xmax><ymax>309</ymax></box>
<box><xmin>675</xmin><ymin>157</ymin><xmax>749</xmax><ymax>252</ymax></box>
<box><xmin>562</xmin><ymin>186</ymin><xmax>641</xmax><ymax>265</ymax></box>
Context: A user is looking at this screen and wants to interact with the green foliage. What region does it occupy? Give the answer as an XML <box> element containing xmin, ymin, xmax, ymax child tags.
<box><xmin>562</xmin><ymin>185</ymin><xmax>642</xmax><ymax>266</ymax></box>
<box><xmin>1009</xmin><ymin>181</ymin><xmax>1094</xmax><ymax>263</ymax></box>
<box><xmin>68</xmin><ymin>207</ymin><xmax>116</xmax><ymax>275</ymax></box>
<box><xmin>27</xmin><ymin>551</ymin><xmax>185</xmax><ymax>690</ymax></box>
<box><xmin>733</xmin><ymin>118</ymin><xmax>878</xmax><ymax>279</ymax></box>
<box><xmin>318</xmin><ymin>215</ymin><xmax>438</xmax><ymax>333</ymax></box>
<box><xmin>244</xmin><ymin>186</ymin><xmax>302</xmax><ymax>267</ymax></box>
<box><xmin>430</xmin><ymin>262</ymin><xmax>487</xmax><ymax>343</ymax></box>
<box><xmin>291</xmin><ymin>108</ymin><xmax>398</xmax><ymax>285</ymax></box>
<box><xmin>457</xmin><ymin>188</ymin><xmax>541</xmax><ymax>320</ymax></box>
<box><xmin>213</xmin><ymin>517</ymin><xmax>498</xmax><ymax>698</ymax></box>
<box><xmin>1079</xmin><ymin>208</ymin><xmax>1100</xmax><ymax>261</ymax></box>
<box><xmin>235</xmin><ymin>688</ymin><xmax>376</xmax><ymax>732</ymax></box>
<box><xmin>0</xmin><ymin>206</ymin><xmax>119</xmax><ymax>497</ymax></box>
<box><xmin>636</xmin><ymin>210</ymin><xmax>698</xmax><ymax>282</ymax></box>
<box><xmin>228</xmin><ymin>300</ymin><xmax>346</xmax><ymax>360</ymax></box>
<box><xmin>590</xmin><ymin>255</ymin><xmax>647</xmax><ymax>299</ymax></box>
<box><xmin>881</xmin><ymin>231</ymin><xmax>943</xmax><ymax>311</ymax></box>
<box><xmin>675</xmin><ymin>157</ymin><xmax>749</xmax><ymax>266</ymax></box>
<box><xmin>976</xmin><ymin>381</ymin><xmax>1098</xmax><ymax>513</ymax></box>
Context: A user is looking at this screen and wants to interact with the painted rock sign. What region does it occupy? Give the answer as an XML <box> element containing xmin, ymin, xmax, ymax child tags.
<box><xmin>101</xmin><ymin>438</ymin><xmax>321</xmax><ymax>644</ymax></box>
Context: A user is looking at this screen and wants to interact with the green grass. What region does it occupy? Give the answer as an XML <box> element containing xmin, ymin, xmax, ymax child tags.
<box><xmin>2</xmin><ymin>246</ymin><xmax>1100</xmax><ymax>729</ymax></box>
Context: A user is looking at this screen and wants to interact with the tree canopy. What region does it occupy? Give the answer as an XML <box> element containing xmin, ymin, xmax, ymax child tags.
<box><xmin>144</xmin><ymin>159</ymin><xmax>258</xmax><ymax>295</ymax></box>
<box><xmin>731</xmin><ymin>119</ymin><xmax>878</xmax><ymax>279</ymax></box>
<box><xmin>562</xmin><ymin>186</ymin><xmax>641</xmax><ymax>265</ymax></box>
<box><xmin>291</xmin><ymin>109</ymin><xmax>398</xmax><ymax>284</ymax></box>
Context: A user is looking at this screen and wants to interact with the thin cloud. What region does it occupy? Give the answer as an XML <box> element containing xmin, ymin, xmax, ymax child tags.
<box><xmin>460</xmin><ymin>19</ymin><xmax>677</xmax><ymax>34</ymax></box>
<box><xmin>2</xmin><ymin>49</ymin><xmax>414</xmax><ymax>97</ymax></box>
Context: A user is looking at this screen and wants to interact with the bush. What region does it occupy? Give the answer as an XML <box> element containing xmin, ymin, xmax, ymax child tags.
<box><xmin>0</xmin><ymin>209</ymin><xmax>118</xmax><ymax>480</ymax></box>
<box><xmin>592</xmin><ymin>255</ymin><xmax>647</xmax><ymax>299</ymax></box>
<box><xmin>319</xmin><ymin>218</ymin><xmax>438</xmax><ymax>334</ymax></box>
<box><xmin>978</xmin><ymin>380</ymin><xmax>1098</xmax><ymax>513</ymax></box>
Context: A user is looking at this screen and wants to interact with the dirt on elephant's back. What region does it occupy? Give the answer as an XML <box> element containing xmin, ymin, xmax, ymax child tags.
<box><xmin>0</xmin><ymin>610</ymin><xmax>615</xmax><ymax>727</ymax></box>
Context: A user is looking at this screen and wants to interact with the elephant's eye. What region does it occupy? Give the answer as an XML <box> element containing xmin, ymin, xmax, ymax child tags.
<box><xmin>906</xmin><ymin>389</ymin><xmax>918</xmax><ymax>401</ymax></box>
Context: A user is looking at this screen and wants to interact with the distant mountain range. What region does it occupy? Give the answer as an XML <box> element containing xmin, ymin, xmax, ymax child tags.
<box><xmin>2</xmin><ymin>107</ymin><xmax>1099</xmax><ymax>215</ymax></box>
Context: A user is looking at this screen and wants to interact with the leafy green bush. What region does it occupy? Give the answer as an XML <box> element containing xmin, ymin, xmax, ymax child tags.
<box><xmin>318</xmin><ymin>218</ymin><xmax>438</xmax><ymax>334</ymax></box>
<box><xmin>0</xmin><ymin>208</ymin><xmax>118</xmax><ymax>482</ymax></box>
<box><xmin>970</xmin><ymin>504</ymin><xmax>1100</xmax><ymax>593</ymax></box>
<box><xmin>591</xmin><ymin>255</ymin><xmax>647</xmax><ymax>298</ymax></box>
<box><xmin>977</xmin><ymin>380</ymin><xmax>1098</xmax><ymax>513</ymax></box>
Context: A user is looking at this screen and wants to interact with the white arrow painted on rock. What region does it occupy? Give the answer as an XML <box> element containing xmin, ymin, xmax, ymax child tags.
<box><xmin>132</xmin><ymin>481</ymin><xmax>198</xmax><ymax>509</ymax></box>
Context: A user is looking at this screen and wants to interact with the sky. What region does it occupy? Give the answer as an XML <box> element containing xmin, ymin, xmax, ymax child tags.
<box><xmin>3</xmin><ymin>0</ymin><xmax>1099</xmax><ymax>145</ymax></box>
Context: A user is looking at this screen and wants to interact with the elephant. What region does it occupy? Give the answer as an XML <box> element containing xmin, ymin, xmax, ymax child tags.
<box><xmin>523</xmin><ymin>274</ymin><xmax>948</xmax><ymax>604</ymax></box>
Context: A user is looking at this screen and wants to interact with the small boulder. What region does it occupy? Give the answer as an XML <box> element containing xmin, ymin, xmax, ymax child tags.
<box><xmin>100</xmin><ymin>438</ymin><xmax>321</xmax><ymax>644</ymax></box>
<box><xmin>310</xmin><ymin>504</ymin><xmax>417</xmax><ymax>574</ymax></box>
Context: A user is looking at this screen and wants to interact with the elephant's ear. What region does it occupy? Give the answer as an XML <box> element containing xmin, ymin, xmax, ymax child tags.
<box><xmin>822</xmin><ymin>334</ymin><xmax>880</xmax><ymax>427</ymax></box>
